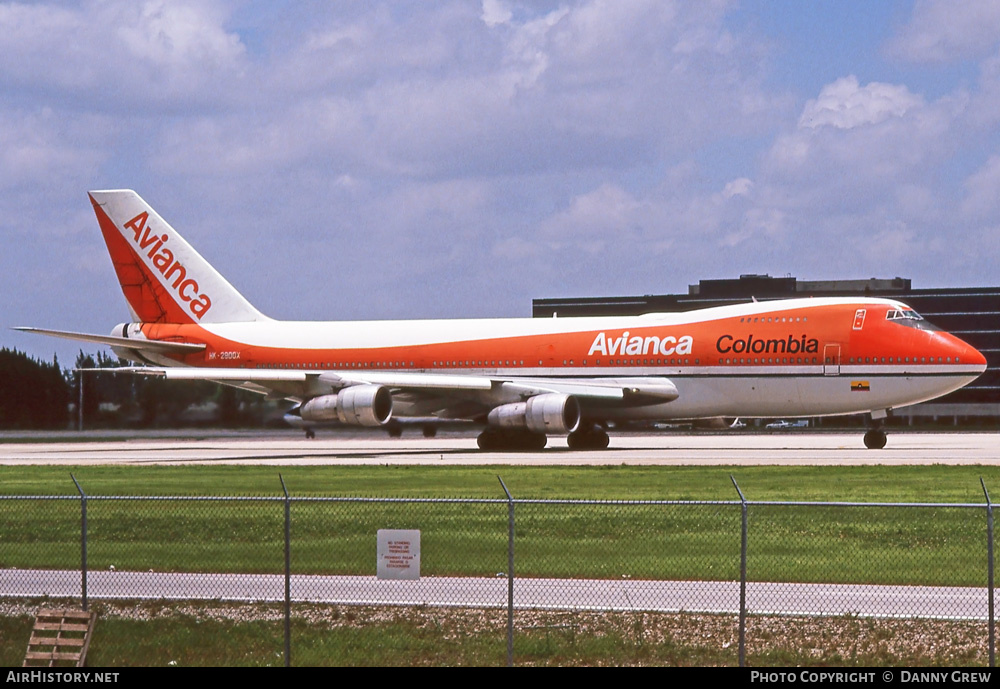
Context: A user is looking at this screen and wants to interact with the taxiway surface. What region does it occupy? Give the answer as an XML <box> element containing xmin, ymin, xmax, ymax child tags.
<box><xmin>5</xmin><ymin>569</ymin><xmax>988</xmax><ymax>619</ymax></box>
<box><xmin>0</xmin><ymin>431</ymin><xmax>997</xmax><ymax>465</ymax></box>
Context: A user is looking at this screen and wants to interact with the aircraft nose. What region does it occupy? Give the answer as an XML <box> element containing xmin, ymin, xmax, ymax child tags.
<box><xmin>952</xmin><ymin>335</ymin><xmax>987</xmax><ymax>370</ymax></box>
<box><xmin>968</xmin><ymin>344</ymin><xmax>987</xmax><ymax>369</ymax></box>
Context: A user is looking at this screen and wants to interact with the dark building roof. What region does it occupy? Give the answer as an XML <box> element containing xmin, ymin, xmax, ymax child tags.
<box><xmin>533</xmin><ymin>275</ymin><xmax>1000</xmax><ymax>405</ymax></box>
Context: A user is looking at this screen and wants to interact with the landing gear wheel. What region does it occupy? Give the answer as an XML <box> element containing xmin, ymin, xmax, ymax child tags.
<box><xmin>864</xmin><ymin>428</ymin><xmax>887</xmax><ymax>449</ymax></box>
<box><xmin>476</xmin><ymin>428</ymin><xmax>547</xmax><ymax>451</ymax></box>
<box><xmin>386</xmin><ymin>421</ymin><xmax>403</xmax><ymax>438</ymax></box>
<box><xmin>304</xmin><ymin>428</ymin><xmax>316</xmax><ymax>439</ymax></box>
<box><xmin>525</xmin><ymin>432</ymin><xmax>547</xmax><ymax>451</ymax></box>
<box><xmin>567</xmin><ymin>426</ymin><xmax>610</xmax><ymax>450</ymax></box>
<box><xmin>422</xmin><ymin>425</ymin><xmax>438</xmax><ymax>438</ymax></box>
<box><xmin>476</xmin><ymin>429</ymin><xmax>495</xmax><ymax>450</ymax></box>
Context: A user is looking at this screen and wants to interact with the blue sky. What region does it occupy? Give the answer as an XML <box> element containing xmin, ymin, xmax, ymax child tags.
<box><xmin>4</xmin><ymin>0</ymin><xmax>1000</xmax><ymax>364</ymax></box>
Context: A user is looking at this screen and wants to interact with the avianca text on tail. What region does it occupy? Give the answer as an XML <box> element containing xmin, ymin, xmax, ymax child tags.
<box><xmin>123</xmin><ymin>211</ymin><xmax>213</xmax><ymax>320</ymax></box>
<box><xmin>14</xmin><ymin>189</ymin><xmax>987</xmax><ymax>451</ymax></box>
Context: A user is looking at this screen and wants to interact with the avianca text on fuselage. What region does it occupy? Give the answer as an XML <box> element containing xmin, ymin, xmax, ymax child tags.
<box><xmin>123</xmin><ymin>212</ymin><xmax>212</xmax><ymax>320</ymax></box>
<box><xmin>587</xmin><ymin>331</ymin><xmax>694</xmax><ymax>357</ymax></box>
<box><xmin>716</xmin><ymin>333</ymin><xmax>819</xmax><ymax>355</ymax></box>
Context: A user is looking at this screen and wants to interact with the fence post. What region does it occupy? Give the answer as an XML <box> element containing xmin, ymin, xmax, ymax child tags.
<box><xmin>77</xmin><ymin>371</ymin><xmax>83</xmax><ymax>431</ymax></box>
<box><xmin>280</xmin><ymin>474</ymin><xmax>291</xmax><ymax>668</ymax></box>
<box><xmin>498</xmin><ymin>476</ymin><xmax>514</xmax><ymax>667</ymax></box>
<box><xmin>731</xmin><ymin>475</ymin><xmax>747</xmax><ymax>668</ymax></box>
<box><xmin>70</xmin><ymin>474</ymin><xmax>88</xmax><ymax>611</ymax></box>
<box><xmin>982</xmin><ymin>478</ymin><xmax>994</xmax><ymax>667</ymax></box>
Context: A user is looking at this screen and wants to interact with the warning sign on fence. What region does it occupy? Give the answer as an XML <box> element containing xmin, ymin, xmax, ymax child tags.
<box><xmin>377</xmin><ymin>529</ymin><xmax>421</xmax><ymax>580</ymax></box>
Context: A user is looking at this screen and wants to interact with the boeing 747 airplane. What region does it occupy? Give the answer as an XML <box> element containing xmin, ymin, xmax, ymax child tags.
<box><xmin>16</xmin><ymin>190</ymin><xmax>987</xmax><ymax>450</ymax></box>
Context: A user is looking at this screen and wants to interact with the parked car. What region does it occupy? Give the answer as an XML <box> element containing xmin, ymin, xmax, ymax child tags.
<box><xmin>766</xmin><ymin>419</ymin><xmax>808</xmax><ymax>430</ymax></box>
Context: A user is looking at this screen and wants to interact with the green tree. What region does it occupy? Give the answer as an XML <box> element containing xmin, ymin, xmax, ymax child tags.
<box><xmin>0</xmin><ymin>348</ymin><xmax>70</xmax><ymax>429</ymax></box>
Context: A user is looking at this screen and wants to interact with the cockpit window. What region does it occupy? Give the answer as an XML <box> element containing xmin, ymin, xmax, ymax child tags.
<box><xmin>886</xmin><ymin>307</ymin><xmax>941</xmax><ymax>331</ymax></box>
<box><xmin>886</xmin><ymin>308</ymin><xmax>922</xmax><ymax>321</ymax></box>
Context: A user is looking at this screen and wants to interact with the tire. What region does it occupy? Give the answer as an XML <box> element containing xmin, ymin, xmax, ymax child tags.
<box><xmin>567</xmin><ymin>427</ymin><xmax>610</xmax><ymax>450</ymax></box>
<box><xmin>864</xmin><ymin>429</ymin><xmax>887</xmax><ymax>449</ymax></box>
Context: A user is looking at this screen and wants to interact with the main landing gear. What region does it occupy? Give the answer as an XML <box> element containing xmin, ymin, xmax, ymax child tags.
<box><xmin>476</xmin><ymin>424</ymin><xmax>612</xmax><ymax>451</ymax></box>
<box><xmin>567</xmin><ymin>424</ymin><xmax>610</xmax><ymax>450</ymax></box>
<box><xmin>476</xmin><ymin>427</ymin><xmax>547</xmax><ymax>451</ymax></box>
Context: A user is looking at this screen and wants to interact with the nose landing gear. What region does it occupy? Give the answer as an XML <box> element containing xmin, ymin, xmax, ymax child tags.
<box><xmin>864</xmin><ymin>411</ymin><xmax>888</xmax><ymax>449</ymax></box>
<box><xmin>863</xmin><ymin>427</ymin><xmax>887</xmax><ymax>449</ymax></box>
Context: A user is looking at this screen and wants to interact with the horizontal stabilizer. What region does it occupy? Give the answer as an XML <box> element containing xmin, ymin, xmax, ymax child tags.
<box><xmin>12</xmin><ymin>327</ymin><xmax>206</xmax><ymax>355</ymax></box>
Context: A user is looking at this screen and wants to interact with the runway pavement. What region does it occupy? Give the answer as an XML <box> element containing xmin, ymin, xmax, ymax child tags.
<box><xmin>0</xmin><ymin>430</ymin><xmax>998</xmax><ymax>465</ymax></box>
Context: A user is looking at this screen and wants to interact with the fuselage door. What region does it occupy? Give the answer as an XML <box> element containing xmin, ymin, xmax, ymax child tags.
<box><xmin>823</xmin><ymin>343</ymin><xmax>841</xmax><ymax>376</ymax></box>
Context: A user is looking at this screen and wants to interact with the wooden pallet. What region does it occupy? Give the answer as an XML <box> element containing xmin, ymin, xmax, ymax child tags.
<box><xmin>22</xmin><ymin>608</ymin><xmax>96</xmax><ymax>667</ymax></box>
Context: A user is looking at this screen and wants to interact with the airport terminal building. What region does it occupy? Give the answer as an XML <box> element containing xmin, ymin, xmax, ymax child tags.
<box><xmin>533</xmin><ymin>275</ymin><xmax>1000</xmax><ymax>427</ymax></box>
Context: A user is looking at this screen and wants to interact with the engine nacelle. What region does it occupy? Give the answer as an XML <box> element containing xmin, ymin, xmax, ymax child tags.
<box><xmin>300</xmin><ymin>385</ymin><xmax>393</xmax><ymax>427</ymax></box>
<box><xmin>486</xmin><ymin>393</ymin><xmax>581</xmax><ymax>435</ymax></box>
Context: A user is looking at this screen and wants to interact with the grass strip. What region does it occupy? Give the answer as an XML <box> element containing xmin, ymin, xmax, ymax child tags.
<box><xmin>2</xmin><ymin>465</ymin><xmax>999</xmax><ymax>585</ymax></box>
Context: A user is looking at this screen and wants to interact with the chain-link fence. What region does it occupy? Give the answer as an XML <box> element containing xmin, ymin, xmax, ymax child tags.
<box><xmin>1</xmin><ymin>478</ymin><xmax>997</xmax><ymax>666</ymax></box>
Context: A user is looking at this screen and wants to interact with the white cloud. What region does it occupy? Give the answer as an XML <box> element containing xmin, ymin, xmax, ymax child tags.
<box><xmin>0</xmin><ymin>108</ymin><xmax>105</xmax><ymax>191</ymax></box>
<box><xmin>481</xmin><ymin>0</ymin><xmax>512</xmax><ymax>28</ymax></box>
<box><xmin>723</xmin><ymin>178</ymin><xmax>753</xmax><ymax>199</ymax></box>
<box><xmin>0</xmin><ymin>0</ymin><xmax>247</xmax><ymax>109</ymax></box>
<box><xmin>533</xmin><ymin>171</ymin><xmax>768</xmax><ymax>271</ymax></box>
<box><xmin>961</xmin><ymin>155</ymin><xmax>1000</xmax><ymax>220</ymax></box>
<box><xmin>887</xmin><ymin>0</ymin><xmax>1000</xmax><ymax>63</ymax></box>
<box><xmin>766</xmin><ymin>76</ymin><xmax>954</xmax><ymax>195</ymax></box>
<box><xmin>117</xmin><ymin>1</ymin><xmax>245</xmax><ymax>71</ymax></box>
<box><xmin>538</xmin><ymin>183</ymin><xmax>645</xmax><ymax>247</ymax></box>
<box><xmin>798</xmin><ymin>76</ymin><xmax>922</xmax><ymax>130</ymax></box>
<box><xmin>94</xmin><ymin>0</ymin><xmax>791</xmax><ymax>232</ymax></box>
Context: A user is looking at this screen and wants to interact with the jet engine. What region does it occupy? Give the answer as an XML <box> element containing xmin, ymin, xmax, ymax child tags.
<box><xmin>299</xmin><ymin>385</ymin><xmax>393</xmax><ymax>427</ymax></box>
<box><xmin>486</xmin><ymin>393</ymin><xmax>581</xmax><ymax>435</ymax></box>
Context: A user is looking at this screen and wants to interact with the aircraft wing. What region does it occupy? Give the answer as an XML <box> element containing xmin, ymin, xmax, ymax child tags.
<box><xmin>113</xmin><ymin>366</ymin><xmax>679</xmax><ymax>411</ymax></box>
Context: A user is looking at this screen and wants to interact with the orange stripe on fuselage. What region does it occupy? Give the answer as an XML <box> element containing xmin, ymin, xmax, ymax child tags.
<box><xmin>138</xmin><ymin>302</ymin><xmax>986</xmax><ymax>372</ymax></box>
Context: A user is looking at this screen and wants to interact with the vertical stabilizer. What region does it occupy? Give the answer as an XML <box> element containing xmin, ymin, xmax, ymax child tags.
<box><xmin>89</xmin><ymin>190</ymin><xmax>269</xmax><ymax>324</ymax></box>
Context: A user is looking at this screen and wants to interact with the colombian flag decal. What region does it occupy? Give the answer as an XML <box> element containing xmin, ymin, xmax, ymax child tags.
<box><xmin>851</xmin><ymin>381</ymin><xmax>871</xmax><ymax>392</ymax></box>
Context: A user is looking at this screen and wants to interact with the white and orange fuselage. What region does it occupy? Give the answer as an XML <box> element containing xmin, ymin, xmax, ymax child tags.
<box><xmin>121</xmin><ymin>297</ymin><xmax>986</xmax><ymax>422</ymax></box>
